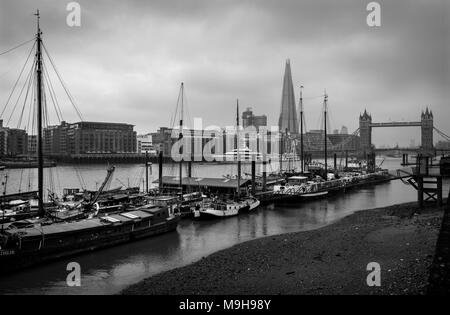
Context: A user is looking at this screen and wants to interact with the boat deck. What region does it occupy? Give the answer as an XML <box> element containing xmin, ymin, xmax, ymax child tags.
<box><xmin>5</xmin><ymin>209</ymin><xmax>159</xmax><ymax>237</ymax></box>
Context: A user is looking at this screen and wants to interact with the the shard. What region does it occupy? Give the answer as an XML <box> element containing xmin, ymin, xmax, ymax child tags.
<box><xmin>278</xmin><ymin>59</ymin><xmax>298</xmax><ymax>134</ymax></box>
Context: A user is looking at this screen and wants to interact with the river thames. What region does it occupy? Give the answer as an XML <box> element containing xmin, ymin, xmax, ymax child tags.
<box><xmin>0</xmin><ymin>157</ymin><xmax>448</xmax><ymax>294</ymax></box>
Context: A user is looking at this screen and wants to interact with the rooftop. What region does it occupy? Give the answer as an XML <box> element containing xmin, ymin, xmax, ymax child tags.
<box><xmin>154</xmin><ymin>176</ymin><xmax>251</xmax><ymax>188</ymax></box>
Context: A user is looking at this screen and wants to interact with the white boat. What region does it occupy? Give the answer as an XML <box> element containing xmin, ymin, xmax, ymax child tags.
<box><xmin>194</xmin><ymin>197</ymin><xmax>260</xmax><ymax>219</ymax></box>
<box><xmin>195</xmin><ymin>102</ymin><xmax>261</xmax><ymax>219</ymax></box>
<box><xmin>273</xmin><ymin>176</ymin><xmax>329</xmax><ymax>199</ymax></box>
<box><xmin>301</xmin><ymin>190</ymin><xmax>328</xmax><ymax>198</ymax></box>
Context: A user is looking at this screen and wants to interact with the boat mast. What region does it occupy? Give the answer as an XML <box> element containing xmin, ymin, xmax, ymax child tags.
<box><xmin>236</xmin><ymin>99</ymin><xmax>241</xmax><ymax>198</ymax></box>
<box><xmin>323</xmin><ymin>91</ymin><xmax>328</xmax><ymax>180</ymax></box>
<box><xmin>285</xmin><ymin>128</ymin><xmax>290</xmax><ymax>173</ymax></box>
<box><xmin>299</xmin><ymin>85</ymin><xmax>304</xmax><ymax>173</ymax></box>
<box><xmin>35</xmin><ymin>10</ymin><xmax>44</xmax><ymax>216</ymax></box>
<box><xmin>178</xmin><ymin>82</ymin><xmax>184</xmax><ymax>200</ymax></box>
<box><xmin>1</xmin><ymin>174</ymin><xmax>8</xmax><ymax>232</ymax></box>
<box><xmin>145</xmin><ymin>150</ymin><xmax>149</xmax><ymax>194</ymax></box>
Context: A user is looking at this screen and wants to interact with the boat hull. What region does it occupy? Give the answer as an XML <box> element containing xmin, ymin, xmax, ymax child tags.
<box><xmin>197</xmin><ymin>208</ymin><xmax>240</xmax><ymax>219</ymax></box>
<box><xmin>0</xmin><ymin>216</ymin><xmax>179</xmax><ymax>275</ymax></box>
<box><xmin>196</xmin><ymin>198</ymin><xmax>260</xmax><ymax>219</ymax></box>
<box><xmin>300</xmin><ymin>191</ymin><xmax>329</xmax><ymax>199</ymax></box>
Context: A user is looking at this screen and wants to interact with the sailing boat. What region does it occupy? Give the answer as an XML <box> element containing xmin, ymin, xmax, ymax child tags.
<box><xmin>0</xmin><ymin>11</ymin><xmax>179</xmax><ymax>273</ymax></box>
<box><xmin>150</xmin><ymin>83</ymin><xmax>204</xmax><ymax>217</ymax></box>
<box><xmin>273</xmin><ymin>92</ymin><xmax>331</xmax><ymax>200</ymax></box>
<box><xmin>195</xmin><ymin>100</ymin><xmax>260</xmax><ymax>219</ymax></box>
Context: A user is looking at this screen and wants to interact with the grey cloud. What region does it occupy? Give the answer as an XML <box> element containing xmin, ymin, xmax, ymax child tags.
<box><xmin>0</xmin><ymin>0</ymin><xmax>448</xmax><ymax>147</ymax></box>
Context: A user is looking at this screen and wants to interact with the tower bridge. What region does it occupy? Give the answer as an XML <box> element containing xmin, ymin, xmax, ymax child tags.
<box><xmin>359</xmin><ymin>108</ymin><xmax>434</xmax><ymax>155</ymax></box>
<box><xmin>369</xmin><ymin>121</ymin><xmax>422</xmax><ymax>128</ymax></box>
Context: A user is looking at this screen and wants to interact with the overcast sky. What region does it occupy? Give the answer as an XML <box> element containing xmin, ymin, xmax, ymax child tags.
<box><xmin>0</xmin><ymin>0</ymin><xmax>449</xmax><ymax>146</ymax></box>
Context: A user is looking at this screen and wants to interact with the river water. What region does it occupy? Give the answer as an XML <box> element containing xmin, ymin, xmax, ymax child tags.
<box><xmin>0</xmin><ymin>158</ymin><xmax>448</xmax><ymax>294</ymax></box>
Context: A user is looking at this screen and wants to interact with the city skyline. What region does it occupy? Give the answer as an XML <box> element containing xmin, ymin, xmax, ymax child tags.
<box><xmin>0</xmin><ymin>0</ymin><xmax>449</xmax><ymax>147</ymax></box>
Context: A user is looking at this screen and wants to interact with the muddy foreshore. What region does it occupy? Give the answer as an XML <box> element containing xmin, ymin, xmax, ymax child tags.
<box><xmin>122</xmin><ymin>201</ymin><xmax>447</xmax><ymax>295</ymax></box>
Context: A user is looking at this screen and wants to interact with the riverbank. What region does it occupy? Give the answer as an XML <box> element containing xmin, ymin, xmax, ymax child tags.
<box><xmin>122</xmin><ymin>200</ymin><xmax>447</xmax><ymax>295</ymax></box>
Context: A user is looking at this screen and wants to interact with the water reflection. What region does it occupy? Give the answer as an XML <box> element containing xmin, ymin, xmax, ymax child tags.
<box><xmin>0</xmin><ymin>159</ymin><xmax>448</xmax><ymax>294</ymax></box>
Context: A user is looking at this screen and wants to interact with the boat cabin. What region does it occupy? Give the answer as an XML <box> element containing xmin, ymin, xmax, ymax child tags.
<box><xmin>155</xmin><ymin>176</ymin><xmax>251</xmax><ymax>199</ymax></box>
<box><xmin>286</xmin><ymin>176</ymin><xmax>308</xmax><ymax>185</ymax></box>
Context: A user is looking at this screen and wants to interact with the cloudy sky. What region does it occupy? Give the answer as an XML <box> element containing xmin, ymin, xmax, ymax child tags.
<box><xmin>0</xmin><ymin>0</ymin><xmax>449</xmax><ymax>146</ymax></box>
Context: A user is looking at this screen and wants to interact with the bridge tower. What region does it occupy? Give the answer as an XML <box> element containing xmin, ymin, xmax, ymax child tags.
<box><xmin>421</xmin><ymin>108</ymin><xmax>433</xmax><ymax>151</ymax></box>
<box><xmin>359</xmin><ymin>109</ymin><xmax>372</xmax><ymax>154</ymax></box>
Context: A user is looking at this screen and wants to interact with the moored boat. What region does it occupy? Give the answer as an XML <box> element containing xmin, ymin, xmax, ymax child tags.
<box><xmin>0</xmin><ymin>205</ymin><xmax>179</xmax><ymax>274</ymax></box>
<box><xmin>194</xmin><ymin>197</ymin><xmax>260</xmax><ymax>219</ymax></box>
<box><xmin>0</xmin><ymin>13</ymin><xmax>181</xmax><ymax>274</ymax></box>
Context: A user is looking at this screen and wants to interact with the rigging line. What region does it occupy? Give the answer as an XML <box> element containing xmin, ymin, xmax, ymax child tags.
<box><xmin>74</xmin><ymin>165</ymin><xmax>86</xmax><ymax>190</ymax></box>
<box><xmin>27</xmin><ymin>168</ymin><xmax>32</xmax><ymax>192</ymax></box>
<box><xmin>0</xmin><ymin>38</ymin><xmax>35</xmax><ymax>57</ymax></box>
<box><xmin>79</xmin><ymin>166</ymin><xmax>87</xmax><ymax>189</ymax></box>
<box><xmin>74</xmin><ymin>167</ymin><xmax>82</xmax><ymax>189</ymax></box>
<box><xmin>317</xmin><ymin>101</ymin><xmax>324</xmax><ymax>131</ymax></box>
<box><xmin>16</xmin><ymin>60</ymin><xmax>36</xmax><ymax>129</ymax></box>
<box><xmin>41</xmin><ymin>43</ymin><xmax>84</xmax><ymax>121</ymax></box>
<box><xmin>42</xmin><ymin>43</ymin><xmax>83</xmax><ymax>121</ymax></box>
<box><xmin>326</xmin><ymin>101</ymin><xmax>337</xmax><ymax>133</ymax></box>
<box><xmin>43</xmin><ymin>86</ymin><xmax>51</xmax><ymax>133</ymax></box>
<box><xmin>182</xmin><ymin>86</ymin><xmax>193</xmax><ymax>128</ymax></box>
<box><xmin>25</xmin><ymin>69</ymin><xmax>37</xmax><ymax>133</ymax></box>
<box><xmin>18</xmin><ymin>169</ymin><xmax>24</xmax><ymax>193</ymax></box>
<box><xmin>42</xmin><ymin>61</ymin><xmax>62</xmax><ymax>123</ymax></box>
<box><xmin>170</xmin><ymin>85</ymin><xmax>183</xmax><ymax>129</ymax></box>
<box><xmin>30</xmin><ymin>87</ymin><xmax>37</xmax><ymax>135</ymax></box>
<box><xmin>131</xmin><ymin>166</ymin><xmax>142</xmax><ymax>188</ymax></box>
<box><xmin>302</xmin><ymin>95</ymin><xmax>325</xmax><ymax>100</ymax></box>
<box><xmin>42</xmin><ymin>60</ymin><xmax>61</xmax><ymax>120</ymax></box>
<box><xmin>138</xmin><ymin>166</ymin><xmax>146</xmax><ymax>187</ymax></box>
<box><xmin>55</xmin><ymin>168</ymin><xmax>62</xmax><ymax>196</ymax></box>
<box><xmin>43</xmin><ymin>60</ymin><xmax>64</xmax><ymax>121</ymax></box>
<box><xmin>48</xmin><ymin>167</ymin><xmax>55</xmax><ymax>195</ymax></box>
<box><xmin>135</xmin><ymin>167</ymin><xmax>142</xmax><ymax>188</ymax></box>
<box><xmin>6</xmin><ymin>55</ymin><xmax>36</xmax><ymax>126</ymax></box>
<box><xmin>1</xmin><ymin>42</ymin><xmax>36</xmax><ymax>119</ymax></box>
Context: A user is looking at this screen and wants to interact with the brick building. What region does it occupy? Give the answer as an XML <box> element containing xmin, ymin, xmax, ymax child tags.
<box><xmin>44</xmin><ymin>121</ymin><xmax>136</xmax><ymax>156</ymax></box>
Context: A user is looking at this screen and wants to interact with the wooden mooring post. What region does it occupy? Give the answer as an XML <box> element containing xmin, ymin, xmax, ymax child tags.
<box><xmin>158</xmin><ymin>151</ymin><xmax>163</xmax><ymax>193</ymax></box>
<box><xmin>262</xmin><ymin>159</ymin><xmax>267</xmax><ymax>192</ymax></box>
<box><xmin>415</xmin><ymin>154</ymin><xmax>443</xmax><ymax>207</ymax></box>
<box><xmin>251</xmin><ymin>160</ymin><xmax>256</xmax><ymax>195</ymax></box>
<box><xmin>333</xmin><ymin>153</ymin><xmax>337</xmax><ymax>171</ymax></box>
<box><xmin>345</xmin><ymin>151</ymin><xmax>348</xmax><ymax>170</ymax></box>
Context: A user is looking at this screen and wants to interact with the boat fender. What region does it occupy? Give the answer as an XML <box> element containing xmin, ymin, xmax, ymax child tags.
<box><xmin>94</xmin><ymin>202</ymin><xmax>100</xmax><ymax>216</ymax></box>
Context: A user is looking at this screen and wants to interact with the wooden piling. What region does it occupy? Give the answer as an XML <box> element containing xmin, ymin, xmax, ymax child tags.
<box><xmin>418</xmin><ymin>176</ymin><xmax>424</xmax><ymax>207</ymax></box>
<box><xmin>158</xmin><ymin>151</ymin><xmax>163</xmax><ymax>193</ymax></box>
<box><xmin>333</xmin><ymin>153</ymin><xmax>337</xmax><ymax>171</ymax></box>
<box><xmin>251</xmin><ymin>160</ymin><xmax>256</xmax><ymax>195</ymax></box>
<box><xmin>262</xmin><ymin>160</ymin><xmax>267</xmax><ymax>192</ymax></box>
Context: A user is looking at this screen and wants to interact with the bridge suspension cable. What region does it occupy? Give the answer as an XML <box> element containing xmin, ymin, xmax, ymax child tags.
<box><xmin>434</xmin><ymin>127</ymin><xmax>450</xmax><ymax>142</ymax></box>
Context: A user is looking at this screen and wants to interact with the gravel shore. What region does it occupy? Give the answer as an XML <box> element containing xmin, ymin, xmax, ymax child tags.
<box><xmin>122</xmin><ymin>201</ymin><xmax>446</xmax><ymax>295</ymax></box>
